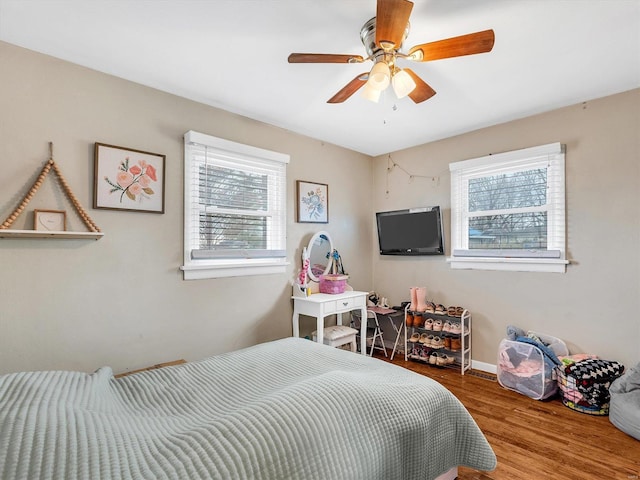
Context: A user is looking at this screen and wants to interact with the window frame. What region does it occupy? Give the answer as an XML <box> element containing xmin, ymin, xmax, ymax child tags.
<box><xmin>181</xmin><ymin>130</ymin><xmax>289</xmax><ymax>280</ymax></box>
<box><xmin>448</xmin><ymin>142</ymin><xmax>569</xmax><ymax>273</ymax></box>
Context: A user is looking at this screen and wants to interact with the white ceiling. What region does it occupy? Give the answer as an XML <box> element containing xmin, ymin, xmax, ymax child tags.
<box><xmin>1</xmin><ymin>0</ymin><xmax>639</xmax><ymax>156</ymax></box>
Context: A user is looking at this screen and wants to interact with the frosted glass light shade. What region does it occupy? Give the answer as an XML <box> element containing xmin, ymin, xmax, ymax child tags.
<box><xmin>392</xmin><ymin>69</ymin><xmax>417</xmax><ymax>99</ymax></box>
<box><xmin>361</xmin><ymin>82</ymin><xmax>381</xmax><ymax>102</ymax></box>
<box><xmin>368</xmin><ymin>62</ymin><xmax>390</xmax><ymax>91</ymax></box>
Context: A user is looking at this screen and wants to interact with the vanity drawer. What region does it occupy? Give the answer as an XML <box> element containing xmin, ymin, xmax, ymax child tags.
<box><xmin>333</xmin><ymin>296</ymin><xmax>363</xmax><ymax>312</ymax></box>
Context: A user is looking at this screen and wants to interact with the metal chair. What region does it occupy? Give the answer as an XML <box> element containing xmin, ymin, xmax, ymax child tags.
<box><xmin>351</xmin><ymin>310</ymin><xmax>388</xmax><ymax>357</ymax></box>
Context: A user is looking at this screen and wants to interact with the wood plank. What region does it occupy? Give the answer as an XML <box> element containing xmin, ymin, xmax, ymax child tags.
<box><xmin>114</xmin><ymin>359</ymin><xmax>186</xmax><ymax>378</ymax></box>
<box><xmin>375</xmin><ymin>354</ymin><xmax>640</xmax><ymax>480</ymax></box>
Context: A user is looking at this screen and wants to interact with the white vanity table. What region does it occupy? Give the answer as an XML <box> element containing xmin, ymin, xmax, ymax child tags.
<box><xmin>291</xmin><ymin>230</ymin><xmax>369</xmax><ymax>355</ymax></box>
<box><xmin>291</xmin><ymin>290</ymin><xmax>368</xmax><ymax>355</ymax></box>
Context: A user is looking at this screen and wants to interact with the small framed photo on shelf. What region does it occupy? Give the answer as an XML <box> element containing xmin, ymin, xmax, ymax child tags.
<box><xmin>296</xmin><ymin>180</ymin><xmax>329</xmax><ymax>223</ymax></box>
<box><xmin>94</xmin><ymin>143</ymin><xmax>166</xmax><ymax>214</ymax></box>
<box><xmin>34</xmin><ymin>209</ymin><xmax>66</xmax><ymax>231</ymax></box>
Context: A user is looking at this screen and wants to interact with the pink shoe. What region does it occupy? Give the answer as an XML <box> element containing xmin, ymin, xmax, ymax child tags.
<box><xmin>409</xmin><ymin>287</ymin><xmax>418</xmax><ymax>311</ymax></box>
<box><xmin>416</xmin><ymin>287</ymin><xmax>428</xmax><ymax>312</ymax></box>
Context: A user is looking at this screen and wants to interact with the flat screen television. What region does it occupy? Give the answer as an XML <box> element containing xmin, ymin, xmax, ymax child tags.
<box><xmin>376</xmin><ymin>206</ymin><xmax>444</xmax><ymax>255</ymax></box>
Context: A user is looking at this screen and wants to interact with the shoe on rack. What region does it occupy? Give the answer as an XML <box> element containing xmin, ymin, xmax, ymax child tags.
<box><xmin>450</xmin><ymin>323</ymin><xmax>462</xmax><ymax>335</ymax></box>
<box><xmin>418</xmin><ymin>333</ymin><xmax>430</xmax><ymax>344</ymax></box>
<box><xmin>456</xmin><ymin>306</ymin><xmax>465</xmax><ymax>317</ymax></box>
<box><xmin>409</xmin><ymin>287</ymin><xmax>418</xmax><ymax>311</ymax></box>
<box><xmin>435</xmin><ymin>304</ymin><xmax>447</xmax><ymax>315</ymax></box>
<box><xmin>416</xmin><ymin>287</ymin><xmax>428</xmax><ymax>312</ymax></box>
<box><xmin>406</xmin><ymin>312</ymin><xmax>414</xmax><ymax>328</ymax></box>
<box><xmin>423</xmin><ymin>317</ymin><xmax>433</xmax><ymax>330</ymax></box>
<box><xmin>431</xmin><ymin>336</ymin><xmax>444</xmax><ymax>349</ymax></box>
<box><xmin>444</xmin><ymin>336</ymin><xmax>451</xmax><ymax>349</ymax></box>
<box><xmin>432</xmin><ymin>319</ymin><xmax>443</xmax><ymax>332</ymax></box>
<box><xmin>443</xmin><ymin>321</ymin><xmax>452</xmax><ymax>333</ymax></box>
<box><xmin>425</xmin><ymin>301</ymin><xmax>436</xmax><ymax>314</ymax></box>
<box><xmin>429</xmin><ymin>351</ymin><xmax>438</xmax><ymax>365</ymax></box>
<box><xmin>409</xmin><ymin>332</ymin><xmax>420</xmax><ymax>343</ymax></box>
<box><xmin>450</xmin><ymin>337</ymin><xmax>462</xmax><ymax>351</ymax></box>
<box><xmin>437</xmin><ymin>353</ymin><xmax>455</xmax><ymax>366</ymax></box>
<box><xmin>413</xmin><ymin>312</ymin><xmax>424</xmax><ymax>328</ymax></box>
<box><xmin>447</xmin><ymin>306</ymin><xmax>457</xmax><ymax>316</ymax></box>
<box><xmin>419</xmin><ymin>345</ymin><xmax>431</xmax><ymax>362</ymax></box>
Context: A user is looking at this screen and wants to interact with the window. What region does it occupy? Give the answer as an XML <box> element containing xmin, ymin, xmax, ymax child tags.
<box><xmin>181</xmin><ymin>131</ymin><xmax>289</xmax><ymax>280</ymax></box>
<box><xmin>449</xmin><ymin>143</ymin><xmax>568</xmax><ymax>273</ymax></box>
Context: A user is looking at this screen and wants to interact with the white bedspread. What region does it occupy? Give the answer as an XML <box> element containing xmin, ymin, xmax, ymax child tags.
<box><xmin>0</xmin><ymin>337</ymin><xmax>496</xmax><ymax>479</ymax></box>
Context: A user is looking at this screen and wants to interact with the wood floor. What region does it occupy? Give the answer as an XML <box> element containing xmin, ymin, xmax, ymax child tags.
<box><xmin>375</xmin><ymin>354</ymin><xmax>640</xmax><ymax>480</ymax></box>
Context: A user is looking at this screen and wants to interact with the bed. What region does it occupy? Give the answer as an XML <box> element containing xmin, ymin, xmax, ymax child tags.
<box><xmin>0</xmin><ymin>337</ymin><xmax>496</xmax><ymax>480</ymax></box>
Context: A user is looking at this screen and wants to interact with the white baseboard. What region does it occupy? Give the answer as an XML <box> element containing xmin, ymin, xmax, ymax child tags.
<box><xmin>471</xmin><ymin>360</ymin><xmax>497</xmax><ymax>374</ymax></box>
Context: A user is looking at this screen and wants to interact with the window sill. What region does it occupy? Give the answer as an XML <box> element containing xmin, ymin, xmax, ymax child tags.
<box><xmin>447</xmin><ymin>256</ymin><xmax>569</xmax><ymax>273</ymax></box>
<box><xmin>180</xmin><ymin>261</ymin><xmax>289</xmax><ymax>280</ymax></box>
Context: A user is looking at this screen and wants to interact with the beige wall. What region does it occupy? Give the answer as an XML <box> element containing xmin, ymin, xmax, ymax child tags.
<box><xmin>1</xmin><ymin>39</ymin><xmax>637</xmax><ymax>375</ymax></box>
<box><xmin>372</xmin><ymin>88</ymin><xmax>640</xmax><ymax>369</ymax></box>
<box><xmin>0</xmin><ymin>41</ymin><xmax>373</xmax><ymax>375</ymax></box>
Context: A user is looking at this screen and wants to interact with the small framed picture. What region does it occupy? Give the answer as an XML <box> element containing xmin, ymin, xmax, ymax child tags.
<box><xmin>94</xmin><ymin>143</ymin><xmax>166</xmax><ymax>213</ymax></box>
<box><xmin>296</xmin><ymin>180</ymin><xmax>329</xmax><ymax>223</ymax></box>
<box><xmin>34</xmin><ymin>209</ymin><xmax>66</xmax><ymax>231</ymax></box>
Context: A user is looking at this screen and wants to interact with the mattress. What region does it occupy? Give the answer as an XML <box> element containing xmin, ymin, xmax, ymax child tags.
<box><xmin>0</xmin><ymin>337</ymin><xmax>496</xmax><ymax>480</ymax></box>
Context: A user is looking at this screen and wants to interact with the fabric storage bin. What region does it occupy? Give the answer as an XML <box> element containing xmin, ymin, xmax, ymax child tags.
<box><xmin>497</xmin><ymin>331</ymin><xmax>568</xmax><ymax>401</ymax></box>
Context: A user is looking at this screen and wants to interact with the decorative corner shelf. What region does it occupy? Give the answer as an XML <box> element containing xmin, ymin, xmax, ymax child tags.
<box><xmin>0</xmin><ymin>230</ymin><xmax>104</xmax><ymax>240</ymax></box>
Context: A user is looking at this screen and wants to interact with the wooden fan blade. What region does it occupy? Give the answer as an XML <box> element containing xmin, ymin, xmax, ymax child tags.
<box><xmin>376</xmin><ymin>0</ymin><xmax>413</xmax><ymax>50</ymax></box>
<box><xmin>403</xmin><ymin>68</ymin><xmax>436</xmax><ymax>103</ymax></box>
<box><xmin>288</xmin><ymin>53</ymin><xmax>364</xmax><ymax>64</ymax></box>
<box><xmin>408</xmin><ymin>29</ymin><xmax>495</xmax><ymax>62</ymax></box>
<box><xmin>327</xmin><ymin>73</ymin><xmax>368</xmax><ymax>103</ymax></box>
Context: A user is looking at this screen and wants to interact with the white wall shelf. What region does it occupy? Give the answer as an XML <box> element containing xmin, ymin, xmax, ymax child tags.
<box><xmin>0</xmin><ymin>229</ymin><xmax>103</xmax><ymax>240</ymax></box>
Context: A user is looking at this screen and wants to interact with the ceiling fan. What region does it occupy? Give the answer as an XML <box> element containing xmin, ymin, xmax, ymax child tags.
<box><xmin>288</xmin><ymin>0</ymin><xmax>495</xmax><ymax>104</ymax></box>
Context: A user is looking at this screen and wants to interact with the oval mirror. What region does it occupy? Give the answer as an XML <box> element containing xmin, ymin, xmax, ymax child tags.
<box><xmin>306</xmin><ymin>231</ymin><xmax>333</xmax><ymax>283</ymax></box>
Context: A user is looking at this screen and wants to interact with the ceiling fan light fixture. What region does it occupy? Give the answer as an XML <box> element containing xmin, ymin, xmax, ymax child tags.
<box><xmin>368</xmin><ymin>61</ymin><xmax>391</xmax><ymax>91</ymax></box>
<box><xmin>361</xmin><ymin>82</ymin><xmax>382</xmax><ymax>103</ymax></box>
<box><xmin>391</xmin><ymin>69</ymin><xmax>416</xmax><ymax>99</ymax></box>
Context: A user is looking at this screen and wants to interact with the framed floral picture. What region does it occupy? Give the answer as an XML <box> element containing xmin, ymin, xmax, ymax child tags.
<box><xmin>94</xmin><ymin>143</ymin><xmax>166</xmax><ymax>213</ymax></box>
<box><xmin>296</xmin><ymin>180</ymin><xmax>328</xmax><ymax>223</ymax></box>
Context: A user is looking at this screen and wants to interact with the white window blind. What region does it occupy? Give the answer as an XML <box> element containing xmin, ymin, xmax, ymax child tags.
<box><xmin>182</xmin><ymin>131</ymin><xmax>289</xmax><ymax>279</ymax></box>
<box><xmin>449</xmin><ymin>143</ymin><xmax>568</xmax><ymax>273</ymax></box>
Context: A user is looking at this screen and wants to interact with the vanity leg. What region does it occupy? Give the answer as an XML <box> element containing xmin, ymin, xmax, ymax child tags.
<box><xmin>316</xmin><ymin>316</ymin><xmax>324</xmax><ymax>345</ymax></box>
<box><xmin>292</xmin><ymin>309</ymin><xmax>300</xmax><ymax>338</ymax></box>
<box><xmin>359</xmin><ymin>306</ymin><xmax>367</xmax><ymax>355</ymax></box>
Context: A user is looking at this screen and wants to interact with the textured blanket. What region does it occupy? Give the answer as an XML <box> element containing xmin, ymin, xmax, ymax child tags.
<box><xmin>0</xmin><ymin>337</ymin><xmax>496</xmax><ymax>480</ymax></box>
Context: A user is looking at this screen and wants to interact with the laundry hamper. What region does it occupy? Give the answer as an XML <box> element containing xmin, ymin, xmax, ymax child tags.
<box><xmin>555</xmin><ymin>358</ymin><xmax>625</xmax><ymax>415</ymax></box>
<box><xmin>556</xmin><ymin>367</ymin><xmax>609</xmax><ymax>415</ymax></box>
<box><xmin>497</xmin><ymin>331</ymin><xmax>568</xmax><ymax>401</ymax></box>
